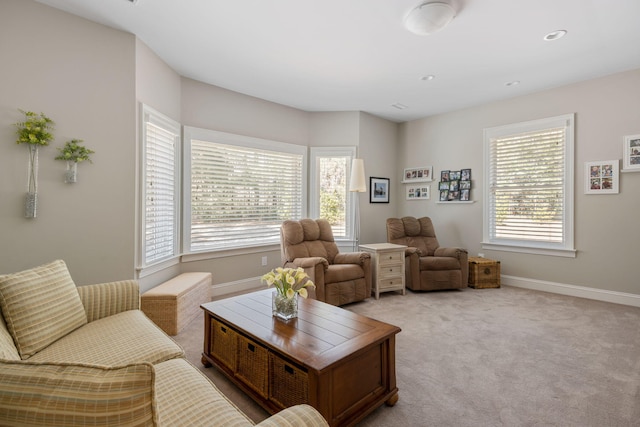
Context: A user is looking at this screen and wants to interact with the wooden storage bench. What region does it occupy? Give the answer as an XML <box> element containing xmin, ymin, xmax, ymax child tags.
<box><xmin>141</xmin><ymin>272</ymin><xmax>212</xmax><ymax>335</ymax></box>
<box><xmin>468</xmin><ymin>257</ymin><xmax>501</xmax><ymax>289</ymax></box>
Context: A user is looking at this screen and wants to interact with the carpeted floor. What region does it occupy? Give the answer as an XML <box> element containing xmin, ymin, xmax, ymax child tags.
<box><xmin>174</xmin><ymin>285</ymin><xmax>640</xmax><ymax>427</ymax></box>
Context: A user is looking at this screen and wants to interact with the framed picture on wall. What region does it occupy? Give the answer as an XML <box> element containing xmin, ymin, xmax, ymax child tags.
<box><xmin>406</xmin><ymin>185</ymin><xmax>430</xmax><ymax>200</ymax></box>
<box><xmin>623</xmin><ymin>134</ymin><xmax>640</xmax><ymax>172</ymax></box>
<box><xmin>370</xmin><ymin>177</ymin><xmax>390</xmax><ymax>203</ymax></box>
<box><xmin>403</xmin><ymin>166</ymin><xmax>433</xmax><ymax>182</ymax></box>
<box><xmin>584</xmin><ymin>160</ymin><xmax>619</xmax><ymax>194</ymax></box>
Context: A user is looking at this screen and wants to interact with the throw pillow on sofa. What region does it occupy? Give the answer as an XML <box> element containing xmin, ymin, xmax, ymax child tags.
<box><xmin>0</xmin><ymin>260</ymin><xmax>87</xmax><ymax>359</ymax></box>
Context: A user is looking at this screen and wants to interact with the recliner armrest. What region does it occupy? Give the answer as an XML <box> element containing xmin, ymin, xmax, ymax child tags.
<box><xmin>334</xmin><ymin>252</ymin><xmax>370</xmax><ymax>265</ymax></box>
<box><xmin>289</xmin><ymin>257</ymin><xmax>329</xmax><ymax>270</ymax></box>
<box><xmin>405</xmin><ymin>247</ymin><xmax>421</xmax><ymax>257</ymax></box>
<box><xmin>434</xmin><ymin>247</ymin><xmax>468</xmax><ymax>259</ymax></box>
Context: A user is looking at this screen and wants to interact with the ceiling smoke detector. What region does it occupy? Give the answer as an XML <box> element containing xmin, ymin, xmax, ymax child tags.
<box><xmin>404</xmin><ymin>1</ymin><xmax>457</xmax><ymax>36</ymax></box>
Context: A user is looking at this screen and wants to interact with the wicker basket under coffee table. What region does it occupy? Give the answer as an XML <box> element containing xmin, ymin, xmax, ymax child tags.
<box><xmin>201</xmin><ymin>289</ymin><xmax>401</xmax><ymax>427</ymax></box>
<box><xmin>468</xmin><ymin>256</ymin><xmax>501</xmax><ymax>289</ymax></box>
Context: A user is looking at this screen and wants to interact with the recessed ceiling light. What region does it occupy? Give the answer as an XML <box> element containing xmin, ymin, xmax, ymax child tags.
<box><xmin>392</xmin><ymin>103</ymin><xmax>409</xmax><ymax>110</ymax></box>
<box><xmin>505</xmin><ymin>81</ymin><xmax>520</xmax><ymax>87</ymax></box>
<box><xmin>420</xmin><ymin>75</ymin><xmax>436</xmax><ymax>81</ymax></box>
<box><xmin>544</xmin><ymin>30</ymin><xmax>567</xmax><ymax>41</ymax></box>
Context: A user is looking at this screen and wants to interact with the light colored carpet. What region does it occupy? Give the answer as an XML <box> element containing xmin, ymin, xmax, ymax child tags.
<box><xmin>174</xmin><ymin>286</ymin><xmax>640</xmax><ymax>426</ymax></box>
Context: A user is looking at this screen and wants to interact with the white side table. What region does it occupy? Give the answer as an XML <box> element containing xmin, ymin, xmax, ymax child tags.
<box><xmin>359</xmin><ymin>243</ymin><xmax>407</xmax><ymax>300</ymax></box>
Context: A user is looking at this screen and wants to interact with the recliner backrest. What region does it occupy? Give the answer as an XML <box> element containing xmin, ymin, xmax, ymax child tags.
<box><xmin>387</xmin><ymin>216</ymin><xmax>440</xmax><ymax>256</ymax></box>
<box><xmin>280</xmin><ymin>218</ymin><xmax>339</xmax><ymax>264</ymax></box>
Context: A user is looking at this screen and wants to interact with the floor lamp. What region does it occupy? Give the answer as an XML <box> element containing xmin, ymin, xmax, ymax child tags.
<box><xmin>349</xmin><ymin>158</ymin><xmax>366</xmax><ymax>251</ymax></box>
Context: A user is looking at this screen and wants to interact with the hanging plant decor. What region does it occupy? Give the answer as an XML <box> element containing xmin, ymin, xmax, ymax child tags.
<box><xmin>14</xmin><ymin>110</ymin><xmax>55</xmax><ymax>218</ymax></box>
<box><xmin>55</xmin><ymin>139</ymin><xmax>94</xmax><ymax>183</ymax></box>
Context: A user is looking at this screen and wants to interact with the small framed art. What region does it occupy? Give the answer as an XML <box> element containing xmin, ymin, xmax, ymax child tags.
<box><xmin>584</xmin><ymin>160</ymin><xmax>619</xmax><ymax>194</ymax></box>
<box><xmin>403</xmin><ymin>166</ymin><xmax>433</xmax><ymax>183</ymax></box>
<box><xmin>406</xmin><ymin>185</ymin><xmax>430</xmax><ymax>200</ymax></box>
<box><xmin>370</xmin><ymin>177</ymin><xmax>390</xmax><ymax>203</ymax></box>
<box><xmin>623</xmin><ymin>134</ymin><xmax>640</xmax><ymax>172</ymax></box>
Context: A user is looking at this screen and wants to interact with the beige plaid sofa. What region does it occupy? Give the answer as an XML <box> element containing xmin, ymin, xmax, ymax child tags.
<box><xmin>0</xmin><ymin>260</ymin><xmax>328</xmax><ymax>427</ymax></box>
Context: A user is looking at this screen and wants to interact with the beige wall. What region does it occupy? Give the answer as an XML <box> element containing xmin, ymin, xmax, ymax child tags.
<box><xmin>0</xmin><ymin>0</ymin><xmax>136</xmax><ymax>284</ymax></box>
<box><xmin>398</xmin><ymin>69</ymin><xmax>640</xmax><ymax>295</ymax></box>
<box><xmin>3</xmin><ymin>1</ymin><xmax>637</xmax><ymax>301</ymax></box>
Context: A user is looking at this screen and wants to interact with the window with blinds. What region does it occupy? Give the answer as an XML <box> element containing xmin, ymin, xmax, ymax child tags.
<box><xmin>184</xmin><ymin>128</ymin><xmax>306</xmax><ymax>252</ymax></box>
<box><xmin>309</xmin><ymin>147</ymin><xmax>356</xmax><ymax>240</ymax></box>
<box><xmin>483</xmin><ymin>114</ymin><xmax>575</xmax><ymax>257</ymax></box>
<box><xmin>141</xmin><ymin>106</ymin><xmax>180</xmax><ymax>266</ymax></box>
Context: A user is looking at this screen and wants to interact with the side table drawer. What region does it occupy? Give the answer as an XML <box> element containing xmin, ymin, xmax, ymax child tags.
<box><xmin>379</xmin><ymin>263</ymin><xmax>403</xmax><ymax>278</ymax></box>
<box><xmin>379</xmin><ymin>277</ymin><xmax>403</xmax><ymax>291</ymax></box>
<box><xmin>378</xmin><ymin>251</ymin><xmax>403</xmax><ymax>265</ymax></box>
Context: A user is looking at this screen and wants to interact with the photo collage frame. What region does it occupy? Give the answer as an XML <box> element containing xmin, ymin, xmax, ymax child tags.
<box><xmin>439</xmin><ymin>169</ymin><xmax>472</xmax><ymax>201</ymax></box>
<box><xmin>584</xmin><ymin>160</ymin><xmax>619</xmax><ymax>194</ymax></box>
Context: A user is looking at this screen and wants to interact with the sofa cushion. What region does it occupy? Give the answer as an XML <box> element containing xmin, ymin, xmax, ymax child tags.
<box><xmin>0</xmin><ymin>360</ymin><xmax>156</xmax><ymax>427</ymax></box>
<box><xmin>154</xmin><ymin>358</ymin><xmax>252</xmax><ymax>427</ymax></box>
<box><xmin>0</xmin><ymin>260</ymin><xmax>87</xmax><ymax>359</ymax></box>
<box><xmin>29</xmin><ymin>310</ymin><xmax>184</xmax><ymax>366</ymax></box>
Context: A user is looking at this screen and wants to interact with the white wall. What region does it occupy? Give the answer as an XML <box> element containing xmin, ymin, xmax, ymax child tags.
<box><xmin>0</xmin><ymin>0</ymin><xmax>137</xmax><ymax>284</ymax></box>
<box><xmin>398</xmin><ymin>69</ymin><xmax>640</xmax><ymax>296</ymax></box>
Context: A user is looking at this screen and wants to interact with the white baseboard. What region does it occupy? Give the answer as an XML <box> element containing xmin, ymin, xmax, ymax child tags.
<box><xmin>212</xmin><ymin>276</ymin><xmax>262</xmax><ymax>298</ymax></box>
<box><xmin>214</xmin><ymin>274</ymin><xmax>640</xmax><ymax>308</ymax></box>
<box><xmin>503</xmin><ymin>275</ymin><xmax>640</xmax><ymax>308</ymax></box>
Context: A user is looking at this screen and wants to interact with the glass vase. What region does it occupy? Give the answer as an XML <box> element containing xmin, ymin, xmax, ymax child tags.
<box><xmin>25</xmin><ymin>145</ymin><xmax>39</xmax><ymax>218</ymax></box>
<box><xmin>272</xmin><ymin>291</ymin><xmax>298</xmax><ymax>320</ymax></box>
<box><xmin>65</xmin><ymin>161</ymin><xmax>78</xmax><ymax>183</ymax></box>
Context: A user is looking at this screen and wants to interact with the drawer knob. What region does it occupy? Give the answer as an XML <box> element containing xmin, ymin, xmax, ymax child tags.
<box><xmin>484</xmin><ymin>268</ymin><xmax>491</xmax><ymax>274</ymax></box>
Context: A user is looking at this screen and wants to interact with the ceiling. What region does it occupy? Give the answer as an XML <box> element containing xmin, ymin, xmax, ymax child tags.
<box><xmin>35</xmin><ymin>0</ymin><xmax>640</xmax><ymax>122</ymax></box>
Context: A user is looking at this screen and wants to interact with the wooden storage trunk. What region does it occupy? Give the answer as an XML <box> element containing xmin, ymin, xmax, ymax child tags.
<box><xmin>468</xmin><ymin>257</ymin><xmax>500</xmax><ymax>289</ymax></box>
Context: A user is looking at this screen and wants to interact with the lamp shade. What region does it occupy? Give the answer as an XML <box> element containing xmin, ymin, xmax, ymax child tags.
<box><xmin>349</xmin><ymin>159</ymin><xmax>366</xmax><ymax>193</ymax></box>
<box><xmin>404</xmin><ymin>1</ymin><xmax>456</xmax><ymax>36</ymax></box>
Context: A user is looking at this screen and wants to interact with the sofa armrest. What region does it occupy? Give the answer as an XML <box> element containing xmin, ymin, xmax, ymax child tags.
<box><xmin>77</xmin><ymin>280</ymin><xmax>140</xmax><ymax>322</ymax></box>
<box><xmin>256</xmin><ymin>404</ymin><xmax>329</xmax><ymax>427</ymax></box>
<box><xmin>334</xmin><ymin>251</ymin><xmax>370</xmax><ymax>266</ymax></box>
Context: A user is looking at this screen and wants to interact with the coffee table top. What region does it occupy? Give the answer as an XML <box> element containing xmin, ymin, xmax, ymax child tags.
<box><xmin>201</xmin><ymin>289</ymin><xmax>401</xmax><ymax>372</ymax></box>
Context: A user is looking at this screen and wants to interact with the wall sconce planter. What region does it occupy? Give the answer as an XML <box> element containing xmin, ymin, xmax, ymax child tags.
<box><xmin>65</xmin><ymin>161</ymin><xmax>78</xmax><ymax>183</ymax></box>
<box><xmin>14</xmin><ymin>110</ymin><xmax>55</xmax><ymax>218</ymax></box>
<box><xmin>25</xmin><ymin>145</ymin><xmax>40</xmax><ymax>218</ymax></box>
<box><xmin>55</xmin><ymin>139</ymin><xmax>94</xmax><ymax>183</ymax></box>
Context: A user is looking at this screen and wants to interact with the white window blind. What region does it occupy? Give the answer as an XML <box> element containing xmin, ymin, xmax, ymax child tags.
<box><xmin>185</xmin><ymin>129</ymin><xmax>306</xmax><ymax>252</ymax></box>
<box><xmin>141</xmin><ymin>106</ymin><xmax>180</xmax><ymax>266</ymax></box>
<box><xmin>484</xmin><ymin>114</ymin><xmax>575</xmax><ymax>256</ymax></box>
<box><xmin>309</xmin><ymin>147</ymin><xmax>356</xmax><ymax>240</ymax></box>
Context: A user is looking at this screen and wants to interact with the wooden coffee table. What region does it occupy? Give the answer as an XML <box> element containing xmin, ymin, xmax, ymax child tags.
<box><xmin>201</xmin><ymin>289</ymin><xmax>401</xmax><ymax>427</ymax></box>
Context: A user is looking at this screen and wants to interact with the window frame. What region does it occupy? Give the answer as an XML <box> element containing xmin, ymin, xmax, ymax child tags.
<box><xmin>309</xmin><ymin>146</ymin><xmax>357</xmax><ymax>243</ymax></box>
<box><xmin>482</xmin><ymin>113</ymin><xmax>576</xmax><ymax>258</ymax></box>
<box><xmin>182</xmin><ymin>126</ymin><xmax>308</xmax><ymax>255</ymax></box>
<box><xmin>137</xmin><ymin>104</ymin><xmax>181</xmax><ymax>274</ymax></box>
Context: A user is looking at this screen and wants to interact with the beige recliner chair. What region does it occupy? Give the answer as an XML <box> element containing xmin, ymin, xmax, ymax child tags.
<box><xmin>280</xmin><ymin>218</ymin><xmax>371</xmax><ymax>306</ymax></box>
<box><xmin>386</xmin><ymin>216</ymin><xmax>468</xmax><ymax>291</ymax></box>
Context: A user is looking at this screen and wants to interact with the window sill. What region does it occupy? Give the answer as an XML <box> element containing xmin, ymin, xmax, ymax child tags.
<box><xmin>481</xmin><ymin>242</ymin><xmax>576</xmax><ymax>258</ymax></box>
<box><xmin>181</xmin><ymin>244</ymin><xmax>280</xmax><ymax>263</ymax></box>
